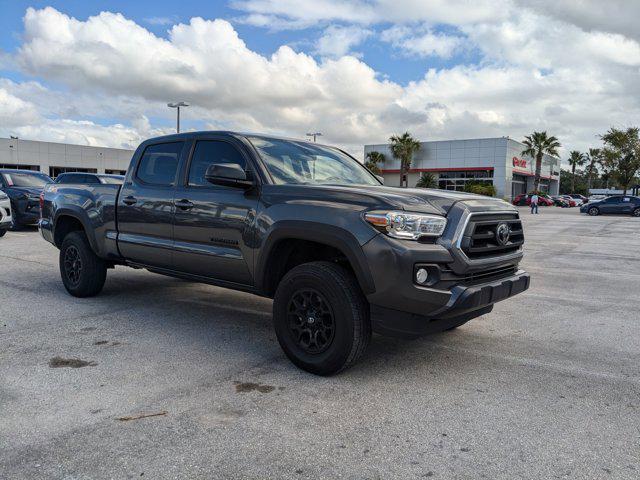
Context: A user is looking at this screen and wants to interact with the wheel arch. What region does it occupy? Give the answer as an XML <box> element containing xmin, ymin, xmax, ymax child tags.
<box><xmin>53</xmin><ymin>208</ymin><xmax>99</xmax><ymax>254</ymax></box>
<box><xmin>256</xmin><ymin>221</ymin><xmax>376</xmax><ymax>297</ymax></box>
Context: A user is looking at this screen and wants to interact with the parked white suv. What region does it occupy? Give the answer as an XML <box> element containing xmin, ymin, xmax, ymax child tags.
<box><xmin>0</xmin><ymin>191</ymin><xmax>12</xmax><ymax>237</ymax></box>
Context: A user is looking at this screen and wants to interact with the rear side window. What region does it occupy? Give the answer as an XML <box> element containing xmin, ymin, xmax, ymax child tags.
<box><xmin>188</xmin><ymin>140</ymin><xmax>247</xmax><ymax>187</ymax></box>
<box><xmin>136</xmin><ymin>142</ymin><xmax>184</xmax><ymax>186</ymax></box>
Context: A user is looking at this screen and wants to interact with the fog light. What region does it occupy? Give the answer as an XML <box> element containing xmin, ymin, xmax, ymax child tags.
<box><xmin>416</xmin><ymin>268</ymin><xmax>429</xmax><ymax>285</ymax></box>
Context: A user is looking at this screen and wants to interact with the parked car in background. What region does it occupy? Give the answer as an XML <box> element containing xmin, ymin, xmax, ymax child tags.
<box><xmin>54</xmin><ymin>173</ymin><xmax>125</xmax><ymax>185</ymax></box>
<box><xmin>568</xmin><ymin>194</ymin><xmax>587</xmax><ymax>205</ymax></box>
<box><xmin>580</xmin><ymin>195</ymin><xmax>640</xmax><ymax>216</ymax></box>
<box><xmin>559</xmin><ymin>195</ymin><xmax>577</xmax><ymax>207</ymax></box>
<box><xmin>0</xmin><ymin>169</ymin><xmax>53</xmax><ymax>228</ymax></box>
<box><xmin>0</xmin><ymin>191</ymin><xmax>12</xmax><ymax>237</ymax></box>
<box><xmin>588</xmin><ymin>194</ymin><xmax>608</xmax><ymax>203</ymax></box>
<box><xmin>550</xmin><ymin>195</ymin><xmax>570</xmax><ymax>207</ymax></box>
<box><xmin>513</xmin><ymin>193</ymin><xmax>554</xmax><ymax>207</ymax></box>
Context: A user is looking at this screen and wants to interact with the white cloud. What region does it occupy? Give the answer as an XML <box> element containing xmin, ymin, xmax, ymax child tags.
<box><xmin>230</xmin><ymin>0</ymin><xmax>510</xmax><ymax>29</ymax></box>
<box><xmin>381</xmin><ymin>25</ymin><xmax>464</xmax><ymax>58</ymax></box>
<box><xmin>316</xmin><ymin>25</ymin><xmax>371</xmax><ymax>58</ymax></box>
<box><xmin>2</xmin><ymin>3</ymin><xmax>640</xmax><ymax>163</ymax></box>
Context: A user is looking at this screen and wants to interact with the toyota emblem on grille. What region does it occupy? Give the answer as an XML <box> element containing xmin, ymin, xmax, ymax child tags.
<box><xmin>495</xmin><ymin>223</ymin><xmax>511</xmax><ymax>246</ymax></box>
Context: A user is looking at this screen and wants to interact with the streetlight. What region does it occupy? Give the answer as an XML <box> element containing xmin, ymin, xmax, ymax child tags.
<box><xmin>167</xmin><ymin>102</ymin><xmax>189</xmax><ymax>133</ymax></box>
<box><xmin>306</xmin><ymin>132</ymin><xmax>322</xmax><ymax>142</ymax></box>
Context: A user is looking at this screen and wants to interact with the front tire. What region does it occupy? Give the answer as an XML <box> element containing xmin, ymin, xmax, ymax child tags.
<box><xmin>59</xmin><ymin>231</ymin><xmax>107</xmax><ymax>297</ymax></box>
<box><xmin>633</xmin><ymin>208</ymin><xmax>640</xmax><ymax>217</ymax></box>
<box><xmin>273</xmin><ymin>261</ymin><xmax>371</xmax><ymax>376</ymax></box>
<box><xmin>588</xmin><ymin>207</ymin><xmax>600</xmax><ymax>216</ymax></box>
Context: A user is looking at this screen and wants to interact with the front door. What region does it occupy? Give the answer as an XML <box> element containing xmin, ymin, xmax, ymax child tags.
<box><xmin>117</xmin><ymin>141</ymin><xmax>186</xmax><ymax>269</ymax></box>
<box><xmin>599</xmin><ymin>196</ymin><xmax>623</xmax><ymax>214</ymax></box>
<box><xmin>172</xmin><ymin>139</ymin><xmax>258</xmax><ymax>285</ymax></box>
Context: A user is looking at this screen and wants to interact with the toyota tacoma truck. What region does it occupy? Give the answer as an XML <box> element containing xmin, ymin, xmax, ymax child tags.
<box><xmin>40</xmin><ymin>132</ymin><xmax>530</xmax><ymax>375</ymax></box>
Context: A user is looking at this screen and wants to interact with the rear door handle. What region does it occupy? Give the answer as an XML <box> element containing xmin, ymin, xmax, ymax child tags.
<box><xmin>174</xmin><ymin>199</ymin><xmax>194</xmax><ymax>210</ymax></box>
<box><xmin>122</xmin><ymin>196</ymin><xmax>137</xmax><ymax>206</ymax></box>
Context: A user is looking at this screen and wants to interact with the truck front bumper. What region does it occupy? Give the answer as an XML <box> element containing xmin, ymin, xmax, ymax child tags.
<box><xmin>370</xmin><ymin>270</ymin><xmax>530</xmax><ymax>338</ymax></box>
<box><xmin>361</xmin><ymin>232</ymin><xmax>530</xmax><ymax>338</ymax></box>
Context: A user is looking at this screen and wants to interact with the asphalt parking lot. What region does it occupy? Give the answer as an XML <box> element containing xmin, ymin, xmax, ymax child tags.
<box><xmin>1</xmin><ymin>207</ymin><xmax>639</xmax><ymax>479</ymax></box>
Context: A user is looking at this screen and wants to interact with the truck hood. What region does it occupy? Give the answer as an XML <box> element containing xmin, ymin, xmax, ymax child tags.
<box><xmin>291</xmin><ymin>184</ymin><xmax>514</xmax><ymax>215</ymax></box>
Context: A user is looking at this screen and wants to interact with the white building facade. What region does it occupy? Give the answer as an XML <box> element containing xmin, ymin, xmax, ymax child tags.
<box><xmin>364</xmin><ymin>137</ymin><xmax>560</xmax><ymax>200</ymax></box>
<box><xmin>0</xmin><ymin>137</ymin><xmax>134</xmax><ymax>178</ymax></box>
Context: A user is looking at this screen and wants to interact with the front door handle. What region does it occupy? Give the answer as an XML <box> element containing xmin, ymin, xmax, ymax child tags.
<box><xmin>174</xmin><ymin>199</ymin><xmax>194</xmax><ymax>210</ymax></box>
<box><xmin>122</xmin><ymin>196</ymin><xmax>137</xmax><ymax>206</ymax></box>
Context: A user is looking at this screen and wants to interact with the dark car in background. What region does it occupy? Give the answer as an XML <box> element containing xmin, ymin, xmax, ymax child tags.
<box><xmin>54</xmin><ymin>173</ymin><xmax>125</xmax><ymax>185</ymax></box>
<box><xmin>0</xmin><ymin>169</ymin><xmax>53</xmax><ymax>228</ymax></box>
<box><xmin>580</xmin><ymin>195</ymin><xmax>640</xmax><ymax>216</ymax></box>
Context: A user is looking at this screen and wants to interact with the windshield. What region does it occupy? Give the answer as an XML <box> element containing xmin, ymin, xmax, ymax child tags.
<box><xmin>247</xmin><ymin>136</ymin><xmax>380</xmax><ymax>186</ymax></box>
<box><xmin>2</xmin><ymin>171</ymin><xmax>52</xmax><ymax>188</ymax></box>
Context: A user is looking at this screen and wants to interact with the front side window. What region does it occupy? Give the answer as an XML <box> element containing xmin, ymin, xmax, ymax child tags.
<box><xmin>2</xmin><ymin>171</ymin><xmax>52</xmax><ymax>187</ymax></box>
<box><xmin>136</xmin><ymin>142</ymin><xmax>184</xmax><ymax>186</ymax></box>
<box><xmin>248</xmin><ymin>136</ymin><xmax>379</xmax><ymax>186</ymax></box>
<box><xmin>188</xmin><ymin>141</ymin><xmax>247</xmax><ymax>187</ymax></box>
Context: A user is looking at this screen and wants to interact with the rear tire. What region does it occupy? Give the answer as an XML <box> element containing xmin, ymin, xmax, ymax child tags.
<box><xmin>59</xmin><ymin>231</ymin><xmax>107</xmax><ymax>297</ymax></box>
<box><xmin>0</xmin><ymin>229</ymin><xmax>6</xmax><ymax>237</ymax></box>
<box><xmin>588</xmin><ymin>207</ymin><xmax>600</xmax><ymax>216</ymax></box>
<box><xmin>273</xmin><ymin>261</ymin><xmax>371</xmax><ymax>376</ymax></box>
<box><xmin>633</xmin><ymin>208</ymin><xmax>640</xmax><ymax>217</ymax></box>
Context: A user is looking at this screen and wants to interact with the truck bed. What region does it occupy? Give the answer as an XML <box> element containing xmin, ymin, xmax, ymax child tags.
<box><xmin>40</xmin><ymin>183</ymin><xmax>123</xmax><ymax>260</ymax></box>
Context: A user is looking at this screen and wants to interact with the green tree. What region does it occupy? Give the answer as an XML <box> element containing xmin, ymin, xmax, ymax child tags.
<box><xmin>521</xmin><ymin>131</ymin><xmax>561</xmax><ymax>192</ymax></box>
<box><xmin>389</xmin><ymin>132</ymin><xmax>421</xmax><ymax>187</ymax></box>
<box><xmin>364</xmin><ymin>150</ymin><xmax>385</xmax><ymax>175</ymax></box>
<box><xmin>567</xmin><ymin>150</ymin><xmax>586</xmax><ymax>193</ymax></box>
<box><xmin>585</xmin><ymin>148</ymin><xmax>601</xmax><ymax>193</ymax></box>
<box><xmin>463</xmin><ymin>181</ymin><xmax>497</xmax><ymax>197</ymax></box>
<box><xmin>416</xmin><ymin>172</ymin><xmax>437</xmax><ymax>188</ymax></box>
<box><xmin>601</xmin><ymin>127</ymin><xmax>640</xmax><ymax>195</ymax></box>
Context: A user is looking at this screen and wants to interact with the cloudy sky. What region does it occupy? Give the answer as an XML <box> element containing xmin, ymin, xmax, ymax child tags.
<box><xmin>1</xmin><ymin>0</ymin><xmax>639</xmax><ymax>162</ymax></box>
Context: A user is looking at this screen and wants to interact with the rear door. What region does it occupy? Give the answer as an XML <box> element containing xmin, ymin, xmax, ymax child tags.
<box><xmin>171</xmin><ymin>137</ymin><xmax>258</xmax><ymax>284</ymax></box>
<box><xmin>619</xmin><ymin>196</ymin><xmax>634</xmax><ymax>214</ymax></box>
<box><xmin>117</xmin><ymin>141</ymin><xmax>186</xmax><ymax>269</ymax></box>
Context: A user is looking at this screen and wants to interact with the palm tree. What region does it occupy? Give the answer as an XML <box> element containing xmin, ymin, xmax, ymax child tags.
<box><xmin>416</xmin><ymin>172</ymin><xmax>437</xmax><ymax>188</ymax></box>
<box><xmin>389</xmin><ymin>132</ymin><xmax>421</xmax><ymax>187</ymax></box>
<box><xmin>601</xmin><ymin>127</ymin><xmax>640</xmax><ymax>195</ymax></box>
<box><xmin>521</xmin><ymin>131</ymin><xmax>561</xmax><ymax>192</ymax></box>
<box><xmin>585</xmin><ymin>148</ymin><xmax>601</xmax><ymax>193</ymax></box>
<box><xmin>567</xmin><ymin>150</ymin><xmax>586</xmax><ymax>193</ymax></box>
<box><xmin>364</xmin><ymin>151</ymin><xmax>385</xmax><ymax>175</ymax></box>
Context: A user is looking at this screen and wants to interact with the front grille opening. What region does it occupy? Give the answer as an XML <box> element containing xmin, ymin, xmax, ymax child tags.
<box><xmin>462</xmin><ymin>213</ymin><xmax>524</xmax><ymax>259</ymax></box>
<box><xmin>439</xmin><ymin>265</ymin><xmax>517</xmax><ymax>287</ymax></box>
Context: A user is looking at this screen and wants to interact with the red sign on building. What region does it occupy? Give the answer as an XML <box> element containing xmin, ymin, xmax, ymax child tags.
<box><xmin>512</xmin><ymin>157</ymin><xmax>527</xmax><ymax>168</ymax></box>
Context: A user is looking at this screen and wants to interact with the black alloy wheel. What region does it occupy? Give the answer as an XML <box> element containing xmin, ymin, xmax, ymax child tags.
<box><xmin>63</xmin><ymin>245</ymin><xmax>83</xmax><ymax>287</ymax></box>
<box><xmin>588</xmin><ymin>207</ymin><xmax>599</xmax><ymax>216</ymax></box>
<box><xmin>59</xmin><ymin>231</ymin><xmax>107</xmax><ymax>297</ymax></box>
<box><xmin>287</xmin><ymin>288</ymin><xmax>335</xmax><ymax>354</ymax></box>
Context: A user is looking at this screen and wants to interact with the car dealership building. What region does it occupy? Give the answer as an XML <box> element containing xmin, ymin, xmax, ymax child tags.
<box><xmin>364</xmin><ymin>137</ymin><xmax>560</xmax><ymax>200</ymax></box>
<box><xmin>0</xmin><ymin>137</ymin><xmax>134</xmax><ymax>178</ymax></box>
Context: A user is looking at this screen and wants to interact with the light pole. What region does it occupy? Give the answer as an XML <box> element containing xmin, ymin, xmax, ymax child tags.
<box><xmin>306</xmin><ymin>132</ymin><xmax>322</xmax><ymax>142</ymax></box>
<box><xmin>167</xmin><ymin>102</ymin><xmax>189</xmax><ymax>133</ymax></box>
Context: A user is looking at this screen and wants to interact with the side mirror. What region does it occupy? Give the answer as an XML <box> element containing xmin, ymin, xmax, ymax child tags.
<box><xmin>375</xmin><ymin>174</ymin><xmax>384</xmax><ymax>184</ymax></box>
<box><xmin>204</xmin><ymin>163</ymin><xmax>254</xmax><ymax>189</ymax></box>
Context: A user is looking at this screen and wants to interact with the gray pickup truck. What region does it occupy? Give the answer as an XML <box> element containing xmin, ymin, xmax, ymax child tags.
<box><xmin>40</xmin><ymin>132</ymin><xmax>530</xmax><ymax>375</ymax></box>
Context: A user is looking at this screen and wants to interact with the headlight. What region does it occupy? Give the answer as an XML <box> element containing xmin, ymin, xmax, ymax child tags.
<box><xmin>364</xmin><ymin>210</ymin><xmax>447</xmax><ymax>240</ymax></box>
